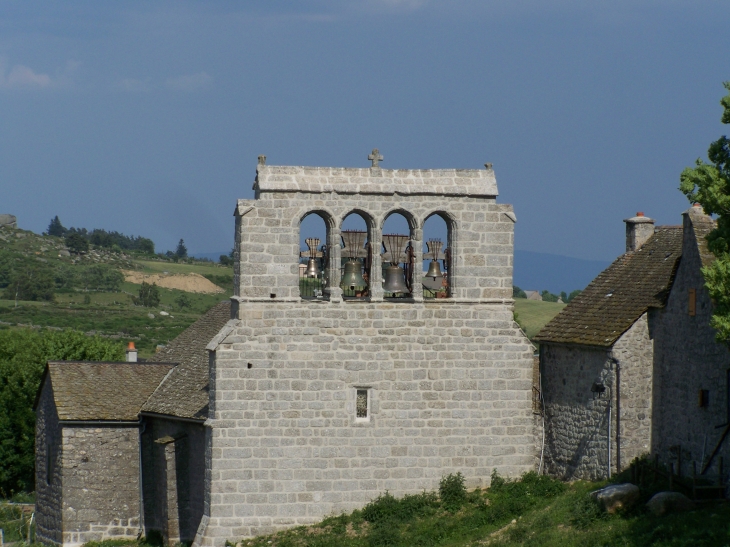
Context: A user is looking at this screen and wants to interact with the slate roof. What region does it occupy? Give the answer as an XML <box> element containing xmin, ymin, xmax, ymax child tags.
<box><xmin>44</xmin><ymin>362</ymin><xmax>175</xmax><ymax>421</ymax></box>
<box><xmin>534</xmin><ymin>227</ymin><xmax>683</xmax><ymax>347</ymax></box>
<box><xmin>141</xmin><ymin>300</ymin><xmax>232</xmax><ymax>420</ymax></box>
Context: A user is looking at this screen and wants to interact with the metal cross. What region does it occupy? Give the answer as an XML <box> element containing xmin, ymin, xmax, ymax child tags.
<box><xmin>368</xmin><ymin>148</ymin><xmax>383</xmax><ymax>168</ymax></box>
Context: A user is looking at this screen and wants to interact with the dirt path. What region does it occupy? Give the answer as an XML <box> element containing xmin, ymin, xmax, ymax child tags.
<box><xmin>122</xmin><ymin>270</ymin><xmax>224</xmax><ymax>294</ymax></box>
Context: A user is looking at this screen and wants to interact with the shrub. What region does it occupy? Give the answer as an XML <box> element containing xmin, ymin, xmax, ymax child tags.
<box><xmin>440</xmin><ymin>472</ymin><xmax>467</xmax><ymax>512</ymax></box>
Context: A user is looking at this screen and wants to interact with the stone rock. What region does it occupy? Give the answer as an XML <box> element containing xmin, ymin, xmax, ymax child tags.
<box><xmin>59</xmin><ymin>250</ymin><xmax>71</xmax><ymax>257</ymax></box>
<box><xmin>0</xmin><ymin>214</ymin><xmax>17</xmax><ymax>228</ymax></box>
<box><xmin>646</xmin><ymin>491</ymin><xmax>695</xmax><ymax>516</ymax></box>
<box><xmin>590</xmin><ymin>483</ymin><xmax>640</xmax><ymax>513</ymax></box>
<box><xmin>147</xmin><ymin>313</ymin><xmax>155</xmax><ymax>319</ymax></box>
<box><xmin>15</xmin><ymin>232</ymin><xmax>26</xmax><ymax>238</ymax></box>
<box><xmin>159</xmin><ymin>311</ymin><xmax>169</xmax><ymax>316</ymax></box>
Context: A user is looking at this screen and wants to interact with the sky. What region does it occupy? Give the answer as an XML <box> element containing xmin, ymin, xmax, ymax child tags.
<box><xmin>1</xmin><ymin>1</ymin><xmax>729</xmax><ymax>261</ymax></box>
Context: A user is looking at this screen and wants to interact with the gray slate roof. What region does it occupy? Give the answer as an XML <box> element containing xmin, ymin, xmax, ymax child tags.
<box><xmin>534</xmin><ymin>227</ymin><xmax>683</xmax><ymax>347</ymax></box>
<box><xmin>45</xmin><ymin>361</ymin><xmax>175</xmax><ymax>421</ymax></box>
<box><xmin>141</xmin><ymin>300</ymin><xmax>232</xmax><ymax>420</ymax></box>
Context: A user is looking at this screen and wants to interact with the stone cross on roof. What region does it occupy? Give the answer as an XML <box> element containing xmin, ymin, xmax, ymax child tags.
<box><xmin>368</xmin><ymin>148</ymin><xmax>383</xmax><ymax>168</ymax></box>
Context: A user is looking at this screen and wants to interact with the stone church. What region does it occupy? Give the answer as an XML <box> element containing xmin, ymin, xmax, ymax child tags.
<box><xmin>35</xmin><ymin>155</ymin><xmax>536</xmax><ymax>546</ymax></box>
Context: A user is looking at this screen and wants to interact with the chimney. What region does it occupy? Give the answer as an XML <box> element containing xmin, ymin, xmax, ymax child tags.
<box><xmin>126</xmin><ymin>341</ymin><xmax>138</xmax><ymax>363</ymax></box>
<box><xmin>624</xmin><ymin>212</ymin><xmax>655</xmax><ymax>252</ymax></box>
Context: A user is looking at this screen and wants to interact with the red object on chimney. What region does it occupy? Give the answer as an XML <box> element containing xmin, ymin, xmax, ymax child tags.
<box><xmin>636</xmin><ymin>212</ymin><xmax>644</xmax><ymax>217</ymax></box>
<box><xmin>127</xmin><ymin>341</ymin><xmax>136</xmax><ymax>350</ymax></box>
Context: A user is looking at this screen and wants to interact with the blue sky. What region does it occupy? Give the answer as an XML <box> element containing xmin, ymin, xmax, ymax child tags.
<box><xmin>1</xmin><ymin>1</ymin><xmax>728</xmax><ymax>260</ymax></box>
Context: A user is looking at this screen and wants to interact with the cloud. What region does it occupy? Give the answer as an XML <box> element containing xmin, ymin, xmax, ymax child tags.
<box><xmin>116</xmin><ymin>77</ymin><xmax>152</xmax><ymax>92</ymax></box>
<box><xmin>165</xmin><ymin>72</ymin><xmax>211</xmax><ymax>91</ymax></box>
<box><xmin>0</xmin><ymin>60</ymin><xmax>51</xmax><ymax>89</ymax></box>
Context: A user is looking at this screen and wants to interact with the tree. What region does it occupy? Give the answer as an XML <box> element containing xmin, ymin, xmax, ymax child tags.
<box><xmin>175</xmin><ymin>292</ymin><xmax>192</xmax><ymax>310</ymax></box>
<box><xmin>513</xmin><ymin>285</ymin><xmax>527</xmax><ymax>298</ymax></box>
<box><xmin>567</xmin><ymin>289</ymin><xmax>582</xmax><ymax>302</ymax></box>
<box><xmin>540</xmin><ymin>290</ymin><xmax>559</xmax><ymax>303</ymax></box>
<box><xmin>65</xmin><ymin>232</ymin><xmax>89</xmax><ymax>254</ymax></box>
<box><xmin>679</xmin><ymin>82</ymin><xmax>730</xmax><ymax>342</ymax></box>
<box><xmin>176</xmin><ymin>239</ymin><xmax>188</xmax><ymax>259</ymax></box>
<box><xmin>136</xmin><ymin>281</ymin><xmax>161</xmax><ymax>307</ymax></box>
<box><xmin>2</xmin><ymin>266</ymin><xmax>55</xmax><ymax>302</ymax></box>
<box><xmin>0</xmin><ymin>329</ymin><xmax>123</xmax><ymax>493</ymax></box>
<box><xmin>46</xmin><ymin>216</ymin><xmax>66</xmax><ymax>237</ymax></box>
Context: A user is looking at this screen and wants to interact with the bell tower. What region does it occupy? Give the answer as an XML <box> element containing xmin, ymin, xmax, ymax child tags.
<box><xmin>196</xmin><ymin>153</ymin><xmax>535</xmax><ymax>546</ymax></box>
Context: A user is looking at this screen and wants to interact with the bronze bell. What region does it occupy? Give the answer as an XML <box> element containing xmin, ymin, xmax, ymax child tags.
<box><xmin>425</xmin><ymin>259</ymin><xmax>443</xmax><ymax>280</ymax></box>
<box><xmin>383</xmin><ymin>264</ymin><xmax>409</xmax><ymax>294</ymax></box>
<box><xmin>340</xmin><ymin>260</ymin><xmax>367</xmax><ymax>290</ymax></box>
<box><xmin>305</xmin><ymin>257</ymin><xmax>321</xmax><ymax>278</ymax></box>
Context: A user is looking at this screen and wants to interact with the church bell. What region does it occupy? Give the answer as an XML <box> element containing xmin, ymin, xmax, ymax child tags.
<box><xmin>305</xmin><ymin>257</ymin><xmax>321</xmax><ymax>278</ymax></box>
<box><xmin>340</xmin><ymin>260</ymin><xmax>367</xmax><ymax>290</ymax></box>
<box><xmin>425</xmin><ymin>259</ymin><xmax>443</xmax><ymax>280</ymax></box>
<box><xmin>383</xmin><ymin>264</ymin><xmax>409</xmax><ymax>294</ymax></box>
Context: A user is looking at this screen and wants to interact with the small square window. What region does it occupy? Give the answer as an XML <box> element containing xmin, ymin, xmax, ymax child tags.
<box><xmin>356</xmin><ymin>388</ymin><xmax>369</xmax><ymax>420</ymax></box>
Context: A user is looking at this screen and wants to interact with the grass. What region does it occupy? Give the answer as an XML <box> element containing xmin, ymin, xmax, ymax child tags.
<box><xmin>514</xmin><ymin>299</ymin><xmax>566</xmax><ymax>339</ymax></box>
<box><xmin>225</xmin><ymin>469</ymin><xmax>730</xmax><ymax>547</ymax></box>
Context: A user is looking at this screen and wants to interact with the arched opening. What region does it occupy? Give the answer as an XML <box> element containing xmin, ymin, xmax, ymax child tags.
<box><xmin>299</xmin><ymin>212</ymin><xmax>329</xmax><ymax>299</ymax></box>
<box><xmin>382</xmin><ymin>212</ymin><xmax>414</xmax><ymax>299</ymax></box>
<box><xmin>423</xmin><ymin>213</ymin><xmax>451</xmax><ymax>299</ymax></box>
<box><xmin>340</xmin><ymin>212</ymin><xmax>371</xmax><ymax>299</ymax></box>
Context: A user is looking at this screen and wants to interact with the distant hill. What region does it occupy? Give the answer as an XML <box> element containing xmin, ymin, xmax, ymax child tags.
<box><xmin>514</xmin><ymin>250</ymin><xmax>610</xmax><ymax>294</ymax></box>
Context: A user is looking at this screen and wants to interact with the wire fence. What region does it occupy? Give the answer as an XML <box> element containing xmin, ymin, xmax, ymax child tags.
<box><xmin>0</xmin><ymin>503</ymin><xmax>35</xmax><ymax>544</ymax></box>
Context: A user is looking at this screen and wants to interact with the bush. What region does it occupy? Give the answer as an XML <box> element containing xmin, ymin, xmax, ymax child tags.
<box><xmin>65</xmin><ymin>232</ymin><xmax>89</xmax><ymax>254</ymax></box>
<box><xmin>440</xmin><ymin>472</ymin><xmax>467</xmax><ymax>511</ymax></box>
<box><xmin>2</xmin><ymin>266</ymin><xmax>55</xmax><ymax>302</ymax></box>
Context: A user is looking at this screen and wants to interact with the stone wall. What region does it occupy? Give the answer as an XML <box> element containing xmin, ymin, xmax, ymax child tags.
<box><xmin>541</xmin><ymin>314</ymin><xmax>654</xmax><ymax>480</ymax></box>
<box><xmin>195</xmin><ymin>163</ymin><xmax>534</xmax><ymax>545</ymax></box>
<box><xmin>652</xmin><ymin>209</ymin><xmax>730</xmax><ymax>479</ymax></box>
<box><xmin>142</xmin><ymin>417</ymin><xmax>206</xmax><ymax>545</ymax></box>
<box><xmin>35</xmin><ymin>380</ymin><xmax>63</xmax><ymax>545</ymax></box>
<box><xmin>60</xmin><ymin>426</ymin><xmax>141</xmax><ymax>546</ymax></box>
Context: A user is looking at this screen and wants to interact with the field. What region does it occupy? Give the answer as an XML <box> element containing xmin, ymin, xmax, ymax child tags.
<box><xmin>514</xmin><ymin>298</ymin><xmax>565</xmax><ymax>339</ymax></box>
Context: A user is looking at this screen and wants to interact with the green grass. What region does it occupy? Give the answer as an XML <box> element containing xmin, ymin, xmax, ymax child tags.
<box><xmin>514</xmin><ymin>299</ymin><xmax>566</xmax><ymax>339</ymax></box>
<box><xmin>134</xmin><ymin>259</ymin><xmax>230</xmax><ymax>277</ymax></box>
<box><xmin>227</xmin><ymin>471</ymin><xmax>730</xmax><ymax>547</ymax></box>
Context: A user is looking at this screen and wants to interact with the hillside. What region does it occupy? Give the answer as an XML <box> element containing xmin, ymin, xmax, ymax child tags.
<box><xmin>514</xmin><ymin>299</ymin><xmax>566</xmax><ymax>340</ymax></box>
<box><xmin>0</xmin><ymin>225</ymin><xmax>233</xmax><ymax>357</ymax></box>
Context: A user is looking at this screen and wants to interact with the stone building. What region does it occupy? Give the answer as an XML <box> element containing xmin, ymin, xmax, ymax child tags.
<box><xmin>35</xmin><ymin>302</ymin><xmax>232</xmax><ymax>547</ymax></box>
<box><xmin>535</xmin><ymin>206</ymin><xmax>730</xmax><ymax>484</ymax></box>
<box><xmin>36</xmin><ymin>155</ymin><xmax>535</xmax><ymax>546</ymax></box>
<box><xmin>34</xmin><ymin>361</ymin><xmax>175</xmax><ymax>545</ymax></box>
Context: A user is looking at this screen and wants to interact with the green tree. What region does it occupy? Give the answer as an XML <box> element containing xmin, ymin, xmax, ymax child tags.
<box><xmin>2</xmin><ymin>266</ymin><xmax>55</xmax><ymax>302</ymax></box>
<box><xmin>175</xmin><ymin>239</ymin><xmax>188</xmax><ymax>259</ymax></box>
<box><xmin>679</xmin><ymin>82</ymin><xmax>730</xmax><ymax>342</ymax></box>
<box><xmin>541</xmin><ymin>290</ymin><xmax>559</xmax><ymax>303</ymax></box>
<box><xmin>567</xmin><ymin>289</ymin><xmax>582</xmax><ymax>302</ymax></box>
<box><xmin>174</xmin><ymin>292</ymin><xmax>192</xmax><ymax>310</ymax></box>
<box><xmin>513</xmin><ymin>285</ymin><xmax>527</xmax><ymax>298</ymax></box>
<box><xmin>0</xmin><ymin>329</ymin><xmax>123</xmax><ymax>493</ymax></box>
<box><xmin>46</xmin><ymin>216</ymin><xmax>66</xmax><ymax>237</ymax></box>
<box><xmin>65</xmin><ymin>232</ymin><xmax>89</xmax><ymax>254</ymax></box>
<box><xmin>81</xmin><ymin>264</ymin><xmax>124</xmax><ymax>292</ymax></box>
<box><xmin>136</xmin><ymin>281</ymin><xmax>161</xmax><ymax>307</ymax></box>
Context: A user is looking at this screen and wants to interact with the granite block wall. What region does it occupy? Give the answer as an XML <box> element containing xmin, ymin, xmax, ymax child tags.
<box><xmin>541</xmin><ymin>313</ymin><xmax>654</xmax><ymax>480</ymax></box>
<box><xmin>60</xmin><ymin>426</ymin><xmax>141</xmax><ymax>546</ymax></box>
<box><xmin>35</xmin><ymin>380</ymin><xmax>63</xmax><ymax>546</ymax></box>
<box><xmin>194</xmin><ymin>163</ymin><xmax>535</xmax><ymax>545</ymax></box>
<box><xmin>652</xmin><ymin>210</ymin><xmax>730</xmax><ymax>479</ymax></box>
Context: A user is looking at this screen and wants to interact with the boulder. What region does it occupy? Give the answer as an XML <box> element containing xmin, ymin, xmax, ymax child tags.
<box><xmin>59</xmin><ymin>250</ymin><xmax>71</xmax><ymax>257</ymax></box>
<box><xmin>590</xmin><ymin>483</ymin><xmax>640</xmax><ymax>514</ymax></box>
<box><xmin>0</xmin><ymin>214</ymin><xmax>17</xmax><ymax>228</ymax></box>
<box><xmin>646</xmin><ymin>491</ymin><xmax>695</xmax><ymax>516</ymax></box>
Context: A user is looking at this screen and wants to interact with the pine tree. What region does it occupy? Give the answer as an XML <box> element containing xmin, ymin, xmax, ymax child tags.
<box><xmin>176</xmin><ymin>238</ymin><xmax>188</xmax><ymax>258</ymax></box>
<box><xmin>47</xmin><ymin>216</ymin><xmax>66</xmax><ymax>237</ymax></box>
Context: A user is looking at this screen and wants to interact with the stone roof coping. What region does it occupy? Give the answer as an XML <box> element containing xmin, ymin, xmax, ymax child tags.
<box><xmin>254</xmin><ymin>164</ymin><xmax>498</xmax><ymax>197</ymax></box>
